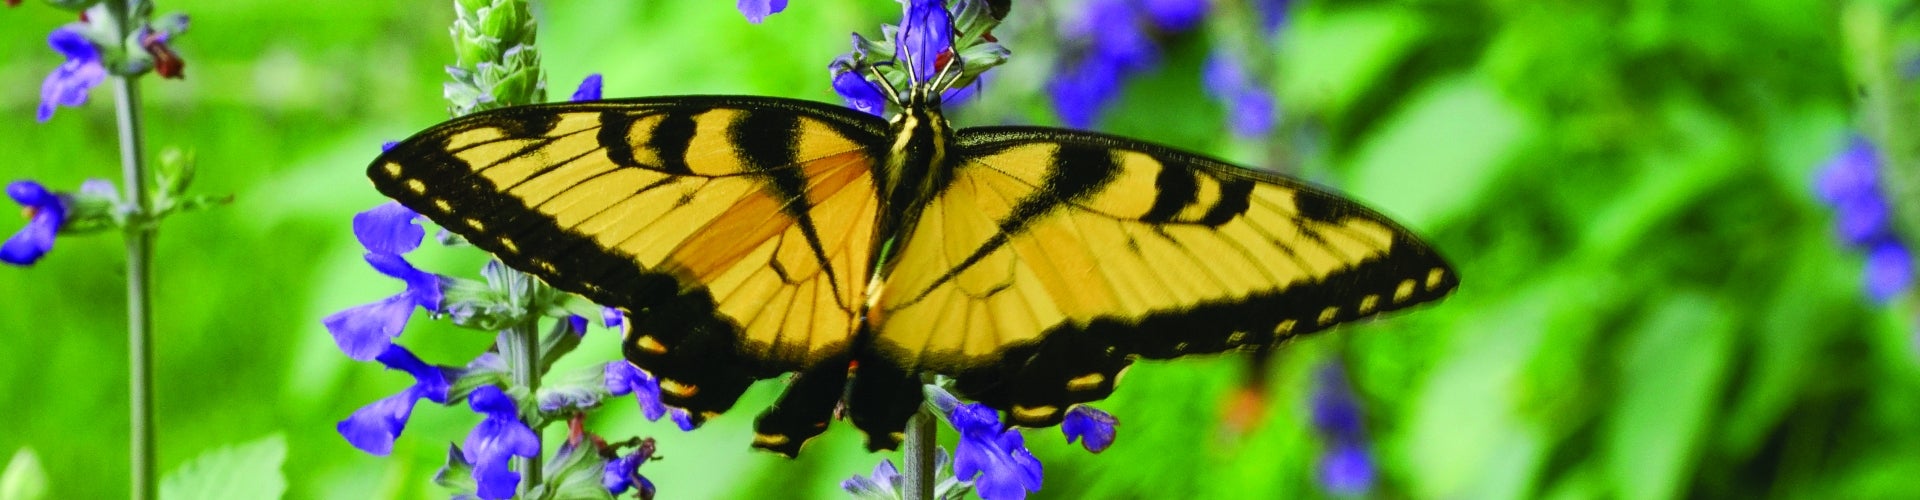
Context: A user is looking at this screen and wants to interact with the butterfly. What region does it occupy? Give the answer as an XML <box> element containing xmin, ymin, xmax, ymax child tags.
<box><xmin>368</xmin><ymin>78</ymin><xmax>1457</xmax><ymax>457</ymax></box>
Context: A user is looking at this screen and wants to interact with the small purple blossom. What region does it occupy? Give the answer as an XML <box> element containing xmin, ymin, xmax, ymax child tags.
<box><xmin>831</xmin><ymin>54</ymin><xmax>889</xmax><ymax>116</ymax></box>
<box><xmin>1310</xmin><ymin>363</ymin><xmax>1374</xmax><ymax>496</ymax></box>
<box><xmin>1139</xmin><ymin>0</ymin><xmax>1209</xmax><ymax>32</ymax></box>
<box><xmin>1318</xmin><ymin>443</ymin><xmax>1375</xmax><ymax>496</ymax></box>
<box><xmin>602</xmin><ymin>307</ymin><xmax>624</xmax><ymax>328</ymax></box>
<box><xmin>1816</xmin><ymin>136</ymin><xmax>1916</xmax><ymax>303</ymax></box>
<box><xmin>1202</xmin><ymin>52</ymin><xmax>1277</xmax><ymax>138</ymax></box>
<box><xmin>602</xmin><ymin>442</ymin><xmax>657</xmax><ymax>499</ymax></box>
<box><xmin>324</xmin><ymin>203</ymin><xmax>448</xmax><ymax>361</ymax></box>
<box><xmin>337</xmin><ymin>345</ymin><xmax>458</xmax><ymax>455</ymax></box>
<box><xmin>841</xmin><ymin>458</ymin><xmax>903</xmax><ymax>498</ymax></box>
<box><xmin>604</xmin><ymin>361</ymin><xmax>695</xmax><ymax>430</ymax></box>
<box><xmin>930</xmin><ymin>387</ymin><xmax>1042</xmax><ymax>500</ymax></box>
<box><xmin>2</xmin><ymin>181</ymin><xmax>69</xmax><ymax>266</ymax></box>
<box><xmin>38</xmin><ymin>25</ymin><xmax>107</xmax><ymax>123</ymax></box>
<box><xmin>1257</xmin><ymin>0</ymin><xmax>1292</xmax><ymax>34</ymax></box>
<box><xmin>738</xmin><ymin>0</ymin><xmax>789</xmax><ymax>23</ymax></box>
<box><xmin>567</xmin><ymin>315</ymin><xmax>590</xmax><ymax>336</ymax></box>
<box><xmin>465</xmin><ymin>385</ymin><xmax>542</xmax><ymax>500</ymax></box>
<box><xmin>1060</xmin><ymin>406</ymin><xmax>1117</xmax><ymax>453</ymax></box>
<box><xmin>571</xmin><ymin>74</ymin><xmax>603</xmax><ymax>102</ymax></box>
<box><xmin>1866</xmin><ymin>241</ymin><xmax>1914</xmax><ymax>302</ymax></box>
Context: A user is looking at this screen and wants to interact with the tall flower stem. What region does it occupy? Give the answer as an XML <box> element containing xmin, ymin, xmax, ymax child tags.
<box><xmin>498</xmin><ymin>319</ymin><xmax>544</xmax><ymax>494</ymax></box>
<box><xmin>101</xmin><ymin>0</ymin><xmax>157</xmax><ymax>497</ymax></box>
<box><xmin>902</xmin><ymin>406</ymin><xmax>937</xmax><ymax>500</ymax></box>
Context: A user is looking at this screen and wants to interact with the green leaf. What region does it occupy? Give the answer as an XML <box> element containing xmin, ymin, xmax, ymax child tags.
<box><xmin>0</xmin><ymin>448</ymin><xmax>47</xmax><ymax>500</ymax></box>
<box><xmin>159</xmin><ymin>434</ymin><xmax>288</xmax><ymax>500</ymax></box>
<box><xmin>1344</xmin><ymin>76</ymin><xmax>1529</xmax><ymax>230</ymax></box>
<box><xmin>1604</xmin><ymin>295</ymin><xmax>1735</xmax><ymax>500</ymax></box>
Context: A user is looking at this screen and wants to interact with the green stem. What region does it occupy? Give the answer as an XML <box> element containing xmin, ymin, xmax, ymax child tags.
<box><xmin>499</xmin><ymin>319</ymin><xmax>544</xmax><ymax>495</ymax></box>
<box><xmin>903</xmin><ymin>406</ymin><xmax>937</xmax><ymax>500</ymax></box>
<box><xmin>101</xmin><ymin>0</ymin><xmax>156</xmax><ymax>498</ymax></box>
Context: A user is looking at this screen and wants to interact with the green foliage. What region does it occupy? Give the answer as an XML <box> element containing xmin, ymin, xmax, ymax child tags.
<box><xmin>1</xmin><ymin>0</ymin><xmax>1917</xmax><ymax>499</ymax></box>
<box><xmin>157</xmin><ymin>434</ymin><xmax>286</xmax><ymax>500</ymax></box>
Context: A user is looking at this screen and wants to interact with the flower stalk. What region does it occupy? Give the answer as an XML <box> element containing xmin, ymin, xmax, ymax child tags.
<box><xmin>903</xmin><ymin>407</ymin><xmax>938</xmax><ymax>500</ymax></box>
<box><xmin>499</xmin><ymin>320</ymin><xmax>544</xmax><ymax>495</ymax></box>
<box><xmin>98</xmin><ymin>0</ymin><xmax>157</xmax><ymax>497</ymax></box>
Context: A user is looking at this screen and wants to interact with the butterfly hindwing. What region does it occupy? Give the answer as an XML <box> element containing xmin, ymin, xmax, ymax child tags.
<box><xmin>369</xmin><ymin>97</ymin><xmax>890</xmax><ymax>430</ymax></box>
<box><xmin>868</xmin><ymin>127</ymin><xmax>1460</xmax><ymax>426</ymax></box>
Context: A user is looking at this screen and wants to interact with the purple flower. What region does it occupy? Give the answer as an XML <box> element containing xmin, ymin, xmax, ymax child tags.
<box><xmin>830</xmin><ymin>54</ymin><xmax>889</xmax><ymax>116</ymax></box>
<box><xmin>323</xmin><ymin>203</ymin><xmax>447</xmax><ymax>361</ymax></box>
<box><xmin>567</xmin><ymin>315</ymin><xmax>590</xmax><ymax>336</ymax></box>
<box><xmin>1815</xmin><ymin>136</ymin><xmax>1916</xmax><ymax>303</ymax></box>
<box><xmin>38</xmin><ymin>25</ymin><xmax>107</xmax><ymax>123</ymax></box>
<box><xmin>465</xmin><ymin>385</ymin><xmax>541</xmax><ymax>500</ymax></box>
<box><xmin>840</xmin><ymin>458</ymin><xmax>903</xmax><ymax>498</ymax></box>
<box><xmin>602</xmin><ymin>307</ymin><xmax>624</xmax><ymax>328</ymax></box>
<box><xmin>1818</xmin><ymin>137</ymin><xmax>1892</xmax><ymax>244</ymax></box>
<box><xmin>1060</xmin><ymin>406</ymin><xmax>1117</xmax><ymax>453</ymax></box>
<box><xmin>738</xmin><ymin>0</ymin><xmax>789</xmax><ymax>23</ymax></box>
<box><xmin>1867</xmin><ymin>241</ymin><xmax>1913</xmax><ymax>303</ymax></box>
<box><xmin>1310</xmin><ymin>363</ymin><xmax>1374</xmax><ymax>496</ymax></box>
<box><xmin>1048</xmin><ymin>56</ymin><xmax>1126</xmax><ymax>128</ymax></box>
<box><xmin>1318</xmin><ymin>443</ymin><xmax>1375</xmax><ymax>496</ymax></box>
<box><xmin>897</xmin><ymin>0</ymin><xmax>953</xmax><ymax>83</ymax></box>
<box><xmin>1139</xmin><ymin>0</ymin><xmax>1209</xmax><ymax>31</ymax></box>
<box><xmin>950</xmin><ymin>408</ymin><xmax>1042</xmax><ymax>500</ymax></box>
<box><xmin>1257</xmin><ymin>0</ymin><xmax>1292</xmax><ymax>34</ymax></box>
<box><xmin>571</xmin><ymin>74</ymin><xmax>603</xmax><ymax>102</ymax></box>
<box><xmin>2</xmin><ymin>181</ymin><xmax>69</xmax><ymax>266</ymax></box>
<box><xmin>337</xmin><ymin>345</ymin><xmax>458</xmax><ymax>455</ymax></box>
<box><xmin>605</xmin><ymin>361</ymin><xmax>695</xmax><ymax>430</ymax></box>
<box><xmin>602</xmin><ymin>441</ymin><xmax>657</xmax><ymax>499</ymax></box>
<box><xmin>1202</xmin><ymin>52</ymin><xmax>1277</xmax><ymax>138</ymax></box>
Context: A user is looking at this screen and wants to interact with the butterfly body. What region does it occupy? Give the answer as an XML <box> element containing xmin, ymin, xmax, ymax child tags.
<box><xmin>370</xmin><ymin>94</ymin><xmax>1457</xmax><ymax>457</ymax></box>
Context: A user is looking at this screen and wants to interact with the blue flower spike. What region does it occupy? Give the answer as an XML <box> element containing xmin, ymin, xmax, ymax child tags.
<box><xmin>38</xmin><ymin>25</ymin><xmax>107</xmax><ymax>123</ymax></box>
<box><xmin>1815</xmin><ymin>136</ymin><xmax>1916</xmax><ymax>303</ymax></box>
<box><xmin>1202</xmin><ymin>51</ymin><xmax>1277</xmax><ymax>138</ymax></box>
<box><xmin>738</xmin><ymin>0</ymin><xmax>790</xmax><ymax>23</ymax></box>
<box><xmin>465</xmin><ymin>385</ymin><xmax>542</xmax><ymax>500</ymax></box>
<box><xmin>337</xmin><ymin>344</ymin><xmax>459</xmax><ymax>455</ymax></box>
<box><xmin>1309</xmin><ymin>363</ymin><xmax>1375</xmax><ymax>496</ymax></box>
<box><xmin>324</xmin><ymin>202</ymin><xmax>448</xmax><ymax>361</ymax></box>
<box><xmin>1060</xmin><ymin>405</ymin><xmax>1118</xmax><ymax>453</ymax></box>
<box><xmin>2</xmin><ymin>181</ymin><xmax>69</xmax><ymax>266</ymax></box>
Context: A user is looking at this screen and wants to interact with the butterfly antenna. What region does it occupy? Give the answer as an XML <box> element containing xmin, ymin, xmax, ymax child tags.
<box><xmin>867</xmin><ymin>64</ymin><xmax>904</xmax><ymax>108</ymax></box>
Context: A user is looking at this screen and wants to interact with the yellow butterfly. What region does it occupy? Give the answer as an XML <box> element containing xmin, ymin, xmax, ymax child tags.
<box><xmin>368</xmin><ymin>81</ymin><xmax>1457</xmax><ymax>457</ymax></box>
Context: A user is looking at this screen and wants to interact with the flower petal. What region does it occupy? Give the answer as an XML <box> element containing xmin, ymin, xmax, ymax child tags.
<box><xmin>1060</xmin><ymin>406</ymin><xmax>1117</xmax><ymax>453</ymax></box>
<box><xmin>364</xmin><ymin>252</ymin><xmax>445</xmax><ymax>310</ymax></box>
<box><xmin>1865</xmin><ymin>241</ymin><xmax>1913</xmax><ymax>303</ymax></box>
<box><xmin>354</xmin><ymin>202</ymin><xmax>426</xmax><ymax>255</ymax></box>
<box><xmin>571</xmin><ymin>73</ymin><xmax>603</xmax><ymax>102</ymax></box>
<box><xmin>897</xmin><ymin>0</ymin><xmax>953</xmax><ymax>83</ymax></box>
<box><xmin>1</xmin><ymin>202</ymin><xmax>64</xmax><ymax>266</ymax></box>
<box><xmin>738</xmin><ymin>0</ymin><xmax>790</xmax><ymax>23</ymax></box>
<box><xmin>376</xmin><ymin>344</ymin><xmax>454</xmax><ymax>403</ymax></box>
<box><xmin>1317</xmin><ymin>443</ymin><xmax>1375</xmax><ymax>496</ymax></box>
<box><xmin>1139</xmin><ymin>0</ymin><xmax>1209</xmax><ymax>31</ymax></box>
<box><xmin>602</xmin><ymin>307</ymin><xmax>624</xmax><ymax>328</ymax></box>
<box><xmin>337</xmin><ymin>387</ymin><xmax>425</xmax><ymax>456</ymax></box>
<box><xmin>324</xmin><ymin>294</ymin><xmax>416</xmax><ymax>361</ymax></box>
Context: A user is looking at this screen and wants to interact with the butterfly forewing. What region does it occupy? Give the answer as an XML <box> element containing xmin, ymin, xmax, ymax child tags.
<box><xmin>368</xmin><ymin>97</ymin><xmax>891</xmax><ymax>429</ymax></box>
<box><xmin>868</xmin><ymin>127</ymin><xmax>1459</xmax><ymax>426</ymax></box>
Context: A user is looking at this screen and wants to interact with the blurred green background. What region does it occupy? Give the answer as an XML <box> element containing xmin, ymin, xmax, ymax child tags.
<box><xmin>5</xmin><ymin>0</ymin><xmax>1919</xmax><ymax>498</ymax></box>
